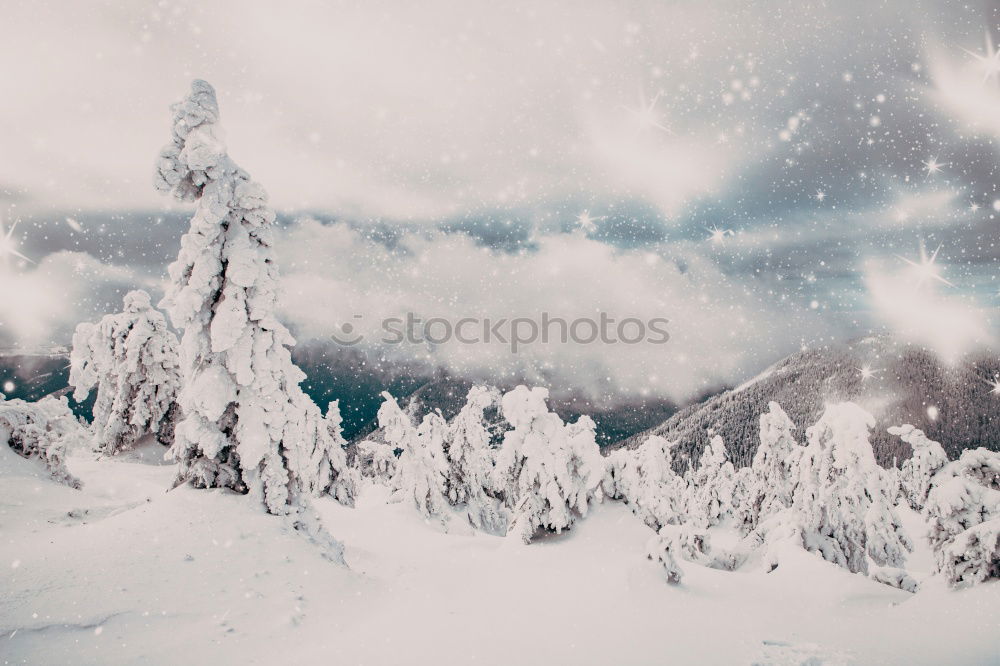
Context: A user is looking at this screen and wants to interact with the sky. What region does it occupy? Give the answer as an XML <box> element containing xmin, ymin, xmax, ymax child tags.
<box><xmin>0</xmin><ymin>0</ymin><xmax>998</xmax><ymax>404</ymax></box>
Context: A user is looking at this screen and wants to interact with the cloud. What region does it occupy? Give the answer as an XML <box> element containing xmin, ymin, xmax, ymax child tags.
<box><xmin>276</xmin><ymin>219</ymin><xmax>825</xmax><ymax>402</ymax></box>
<box><xmin>864</xmin><ymin>257</ymin><xmax>996</xmax><ymax>362</ymax></box>
<box><xmin>0</xmin><ymin>251</ymin><xmax>150</xmax><ymax>348</ymax></box>
<box><xmin>928</xmin><ymin>45</ymin><xmax>1000</xmax><ymax>139</ymax></box>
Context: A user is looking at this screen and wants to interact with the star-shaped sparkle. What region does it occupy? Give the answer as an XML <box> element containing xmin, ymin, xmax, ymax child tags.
<box><xmin>706</xmin><ymin>226</ymin><xmax>732</xmax><ymax>242</ymax></box>
<box><xmin>576</xmin><ymin>210</ymin><xmax>605</xmax><ymax>233</ymax></box>
<box><xmin>963</xmin><ymin>31</ymin><xmax>1000</xmax><ymax>86</ymax></box>
<box><xmin>620</xmin><ymin>89</ymin><xmax>672</xmax><ymax>135</ymax></box>
<box><xmin>923</xmin><ymin>156</ymin><xmax>947</xmax><ymax>177</ymax></box>
<box><xmin>895</xmin><ymin>243</ymin><xmax>953</xmax><ymax>288</ymax></box>
<box><xmin>0</xmin><ymin>218</ymin><xmax>33</xmax><ymax>267</ymax></box>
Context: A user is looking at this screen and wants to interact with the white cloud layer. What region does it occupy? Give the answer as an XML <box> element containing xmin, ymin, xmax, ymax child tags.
<box><xmin>275</xmin><ymin>220</ymin><xmax>822</xmax><ymax>401</ymax></box>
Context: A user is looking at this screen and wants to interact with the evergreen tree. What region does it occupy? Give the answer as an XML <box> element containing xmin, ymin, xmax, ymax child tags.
<box><xmin>790</xmin><ymin>403</ymin><xmax>910</xmax><ymax>574</ymax></box>
<box><xmin>154</xmin><ymin>80</ymin><xmax>350</xmax><ymax>514</ymax></box>
<box><xmin>444</xmin><ymin>386</ymin><xmax>505</xmax><ymax>531</ymax></box>
<box><xmin>69</xmin><ymin>290</ymin><xmax>181</xmax><ymax>455</ymax></box>
<box><xmin>737</xmin><ymin>402</ymin><xmax>799</xmax><ymax>534</ymax></box>
<box><xmin>492</xmin><ymin>386</ymin><xmax>603</xmax><ymax>543</ymax></box>
<box><xmin>379</xmin><ymin>392</ymin><xmax>449</xmax><ymax>519</ymax></box>
<box><xmin>612</xmin><ymin>435</ymin><xmax>686</xmax><ymax>530</ymax></box>
<box><xmin>924</xmin><ymin>447</ymin><xmax>1000</xmax><ymax>587</ymax></box>
<box><xmin>686</xmin><ymin>435</ymin><xmax>736</xmax><ymax>528</ymax></box>
<box><xmin>889</xmin><ymin>424</ymin><xmax>948</xmax><ymax>511</ymax></box>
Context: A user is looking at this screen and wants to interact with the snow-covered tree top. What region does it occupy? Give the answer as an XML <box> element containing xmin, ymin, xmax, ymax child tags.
<box><xmin>123</xmin><ymin>289</ymin><xmax>153</xmax><ymax>312</ymax></box>
<box><xmin>154</xmin><ymin>79</ymin><xmax>225</xmax><ymax>201</ymax></box>
<box><xmin>805</xmin><ymin>402</ymin><xmax>877</xmax><ymax>469</ymax></box>
<box><xmin>500</xmin><ymin>385</ymin><xmax>551</xmax><ymax>431</ymax></box>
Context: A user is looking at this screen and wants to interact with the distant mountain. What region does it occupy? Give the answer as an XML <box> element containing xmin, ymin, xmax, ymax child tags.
<box><xmin>609</xmin><ymin>337</ymin><xmax>1000</xmax><ymax>469</ymax></box>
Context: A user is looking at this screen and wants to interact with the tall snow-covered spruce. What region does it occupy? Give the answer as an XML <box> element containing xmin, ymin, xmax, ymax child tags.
<box><xmin>153</xmin><ymin>80</ymin><xmax>351</xmax><ymax>514</ymax></box>
<box><xmin>69</xmin><ymin>290</ymin><xmax>181</xmax><ymax>455</ymax></box>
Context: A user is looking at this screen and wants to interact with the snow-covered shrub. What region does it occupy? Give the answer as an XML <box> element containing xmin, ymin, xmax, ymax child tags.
<box><xmin>611</xmin><ymin>435</ymin><xmax>686</xmax><ymax>530</ymax></box>
<box><xmin>646</xmin><ymin>529</ymin><xmax>684</xmax><ymax>584</ymax></box>
<box><xmin>685</xmin><ymin>435</ymin><xmax>736</xmax><ymax>529</ymax></box>
<box><xmin>154</xmin><ymin>80</ymin><xmax>351</xmax><ymax>514</ymax></box>
<box><xmin>603</xmin><ymin>448</ymin><xmax>630</xmax><ymax>500</ymax></box>
<box><xmin>70</xmin><ymin>290</ymin><xmax>182</xmax><ymax>455</ymax></box>
<box><xmin>889</xmin><ymin>424</ymin><xmax>948</xmax><ymax>511</ymax></box>
<box><xmin>355</xmin><ymin>440</ymin><xmax>398</xmax><ymax>482</ymax></box>
<box><xmin>870</xmin><ymin>566</ymin><xmax>919</xmax><ymax>593</ymax></box>
<box><xmin>736</xmin><ymin>402</ymin><xmax>799</xmax><ymax>534</ymax></box>
<box><xmin>492</xmin><ymin>386</ymin><xmax>603</xmax><ymax>544</ymax></box>
<box><xmin>0</xmin><ymin>395</ymin><xmax>84</xmax><ymax>488</ymax></box>
<box><xmin>659</xmin><ymin>523</ymin><xmax>743</xmax><ymax>571</ymax></box>
<box><xmin>444</xmin><ymin>386</ymin><xmax>505</xmax><ymax>532</ymax></box>
<box><xmin>736</xmin><ymin>509</ymin><xmax>808</xmax><ymax>573</ymax></box>
<box><xmin>924</xmin><ymin>447</ymin><xmax>1000</xmax><ymax>587</ymax></box>
<box><xmin>789</xmin><ymin>402</ymin><xmax>910</xmax><ymax>574</ymax></box>
<box><xmin>380</xmin><ymin>392</ymin><xmax>449</xmax><ymax>519</ymax></box>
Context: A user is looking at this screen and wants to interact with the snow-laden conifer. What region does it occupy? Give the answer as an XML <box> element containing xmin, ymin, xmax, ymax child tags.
<box><xmin>790</xmin><ymin>402</ymin><xmax>910</xmax><ymax>574</ymax></box>
<box><xmin>444</xmin><ymin>386</ymin><xmax>505</xmax><ymax>531</ymax></box>
<box><xmin>154</xmin><ymin>80</ymin><xmax>351</xmax><ymax>514</ymax></box>
<box><xmin>686</xmin><ymin>435</ymin><xmax>736</xmax><ymax>528</ymax></box>
<box><xmin>379</xmin><ymin>392</ymin><xmax>449</xmax><ymax>519</ymax></box>
<box><xmin>492</xmin><ymin>386</ymin><xmax>603</xmax><ymax>543</ymax></box>
<box><xmin>69</xmin><ymin>290</ymin><xmax>181</xmax><ymax>454</ymax></box>
<box><xmin>924</xmin><ymin>447</ymin><xmax>1000</xmax><ymax>587</ymax></box>
<box><xmin>889</xmin><ymin>424</ymin><xmax>948</xmax><ymax>511</ymax></box>
<box><xmin>736</xmin><ymin>402</ymin><xmax>799</xmax><ymax>534</ymax></box>
<box><xmin>612</xmin><ymin>435</ymin><xmax>686</xmax><ymax>530</ymax></box>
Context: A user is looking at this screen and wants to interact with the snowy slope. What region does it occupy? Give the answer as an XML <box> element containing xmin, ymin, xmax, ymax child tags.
<box><xmin>2</xmin><ymin>449</ymin><xmax>999</xmax><ymax>665</ymax></box>
<box><xmin>612</xmin><ymin>336</ymin><xmax>1000</xmax><ymax>468</ymax></box>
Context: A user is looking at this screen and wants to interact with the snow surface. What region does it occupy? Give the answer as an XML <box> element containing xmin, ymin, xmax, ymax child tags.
<box><xmin>2</xmin><ymin>449</ymin><xmax>999</xmax><ymax>665</ymax></box>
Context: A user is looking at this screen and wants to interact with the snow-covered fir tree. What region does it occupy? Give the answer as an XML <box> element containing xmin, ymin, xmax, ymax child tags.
<box><xmin>686</xmin><ymin>434</ymin><xmax>736</xmax><ymax>529</ymax></box>
<box><xmin>889</xmin><ymin>424</ymin><xmax>948</xmax><ymax>511</ymax></box>
<box><xmin>924</xmin><ymin>447</ymin><xmax>1000</xmax><ymax>587</ymax></box>
<box><xmin>736</xmin><ymin>402</ymin><xmax>800</xmax><ymax>534</ymax></box>
<box><xmin>379</xmin><ymin>392</ymin><xmax>449</xmax><ymax>519</ymax></box>
<box><xmin>444</xmin><ymin>386</ymin><xmax>505</xmax><ymax>532</ymax></box>
<box><xmin>492</xmin><ymin>386</ymin><xmax>603</xmax><ymax>544</ymax></box>
<box><xmin>69</xmin><ymin>290</ymin><xmax>181</xmax><ymax>455</ymax></box>
<box><xmin>306</xmin><ymin>400</ymin><xmax>356</xmax><ymax>505</ymax></box>
<box><xmin>611</xmin><ymin>435</ymin><xmax>686</xmax><ymax>530</ymax></box>
<box><xmin>563</xmin><ymin>414</ymin><xmax>607</xmax><ymax>509</ymax></box>
<box><xmin>790</xmin><ymin>402</ymin><xmax>910</xmax><ymax>574</ymax></box>
<box><xmin>154</xmin><ymin>79</ymin><xmax>351</xmax><ymax>514</ymax></box>
<box><xmin>0</xmin><ymin>395</ymin><xmax>84</xmax><ymax>488</ymax></box>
